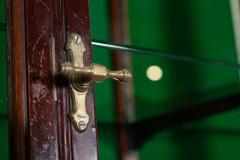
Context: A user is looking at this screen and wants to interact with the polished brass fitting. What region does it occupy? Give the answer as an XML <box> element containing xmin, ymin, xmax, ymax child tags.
<box><xmin>60</xmin><ymin>33</ymin><xmax>132</xmax><ymax>133</ymax></box>
<box><xmin>60</xmin><ymin>63</ymin><xmax>132</xmax><ymax>84</ymax></box>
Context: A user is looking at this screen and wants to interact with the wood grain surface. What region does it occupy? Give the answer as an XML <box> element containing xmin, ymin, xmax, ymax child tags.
<box><xmin>7</xmin><ymin>0</ymin><xmax>98</xmax><ymax>159</ymax></box>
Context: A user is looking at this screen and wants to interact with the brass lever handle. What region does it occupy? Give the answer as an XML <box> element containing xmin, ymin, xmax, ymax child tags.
<box><xmin>60</xmin><ymin>33</ymin><xmax>132</xmax><ymax>133</ymax></box>
<box><xmin>60</xmin><ymin>63</ymin><xmax>132</xmax><ymax>83</ymax></box>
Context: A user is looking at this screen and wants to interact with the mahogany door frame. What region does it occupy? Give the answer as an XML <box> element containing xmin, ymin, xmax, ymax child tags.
<box><xmin>7</xmin><ymin>0</ymin><xmax>98</xmax><ymax>159</ymax></box>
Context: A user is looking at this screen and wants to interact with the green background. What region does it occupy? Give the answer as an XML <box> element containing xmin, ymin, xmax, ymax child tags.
<box><xmin>90</xmin><ymin>0</ymin><xmax>240</xmax><ymax>160</ymax></box>
<box><xmin>0</xmin><ymin>0</ymin><xmax>8</xmax><ymax>159</ymax></box>
<box><xmin>1</xmin><ymin>0</ymin><xmax>240</xmax><ymax>159</ymax></box>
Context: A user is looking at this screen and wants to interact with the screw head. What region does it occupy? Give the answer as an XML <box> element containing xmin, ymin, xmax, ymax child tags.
<box><xmin>74</xmin><ymin>35</ymin><xmax>81</xmax><ymax>44</ymax></box>
<box><xmin>78</xmin><ymin>121</ymin><xmax>87</xmax><ymax>130</ymax></box>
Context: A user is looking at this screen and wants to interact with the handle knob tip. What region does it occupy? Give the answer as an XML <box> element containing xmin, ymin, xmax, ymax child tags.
<box><xmin>121</xmin><ymin>69</ymin><xmax>132</xmax><ymax>82</ymax></box>
<box><xmin>108</xmin><ymin>69</ymin><xmax>132</xmax><ymax>83</ymax></box>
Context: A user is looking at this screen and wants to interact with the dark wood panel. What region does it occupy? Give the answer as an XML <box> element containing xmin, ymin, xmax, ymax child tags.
<box><xmin>64</xmin><ymin>1</ymin><xmax>98</xmax><ymax>159</ymax></box>
<box><xmin>8</xmin><ymin>0</ymin><xmax>97</xmax><ymax>159</ymax></box>
<box><xmin>25</xmin><ymin>0</ymin><xmax>62</xmax><ymax>159</ymax></box>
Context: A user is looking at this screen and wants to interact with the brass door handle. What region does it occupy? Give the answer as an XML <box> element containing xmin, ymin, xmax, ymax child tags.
<box><xmin>60</xmin><ymin>33</ymin><xmax>132</xmax><ymax>132</ymax></box>
<box><xmin>60</xmin><ymin>64</ymin><xmax>132</xmax><ymax>83</ymax></box>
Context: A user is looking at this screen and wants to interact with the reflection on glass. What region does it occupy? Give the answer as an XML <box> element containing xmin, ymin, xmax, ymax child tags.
<box><xmin>146</xmin><ymin>65</ymin><xmax>163</xmax><ymax>81</ymax></box>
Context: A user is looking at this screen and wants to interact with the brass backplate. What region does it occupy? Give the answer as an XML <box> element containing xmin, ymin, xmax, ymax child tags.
<box><xmin>65</xmin><ymin>33</ymin><xmax>89</xmax><ymax>132</ymax></box>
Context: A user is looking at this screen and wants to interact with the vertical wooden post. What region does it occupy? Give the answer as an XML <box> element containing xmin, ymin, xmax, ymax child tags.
<box><xmin>7</xmin><ymin>0</ymin><xmax>28</xmax><ymax>159</ymax></box>
<box><xmin>109</xmin><ymin>1</ymin><xmax>137</xmax><ymax>159</ymax></box>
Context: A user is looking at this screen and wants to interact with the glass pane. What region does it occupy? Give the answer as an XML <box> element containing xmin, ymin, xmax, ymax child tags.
<box><xmin>90</xmin><ymin>0</ymin><xmax>240</xmax><ymax>160</ymax></box>
<box><xmin>128</xmin><ymin>0</ymin><xmax>237</xmax><ymax>64</ymax></box>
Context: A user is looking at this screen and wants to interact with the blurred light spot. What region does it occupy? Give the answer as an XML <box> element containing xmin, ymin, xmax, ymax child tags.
<box><xmin>146</xmin><ymin>65</ymin><xmax>163</xmax><ymax>81</ymax></box>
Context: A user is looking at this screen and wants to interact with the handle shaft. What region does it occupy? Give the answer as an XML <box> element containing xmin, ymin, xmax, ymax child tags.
<box><xmin>60</xmin><ymin>63</ymin><xmax>132</xmax><ymax>83</ymax></box>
